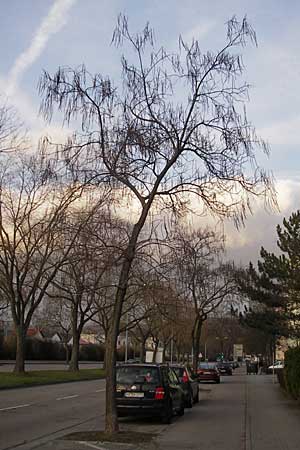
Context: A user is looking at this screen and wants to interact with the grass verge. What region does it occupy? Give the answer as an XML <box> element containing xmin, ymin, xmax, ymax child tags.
<box><xmin>0</xmin><ymin>368</ymin><xmax>105</xmax><ymax>389</ymax></box>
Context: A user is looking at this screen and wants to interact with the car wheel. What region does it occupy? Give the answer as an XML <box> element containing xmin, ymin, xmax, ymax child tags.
<box><xmin>194</xmin><ymin>389</ymin><xmax>199</xmax><ymax>403</ymax></box>
<box><xmin>161</xmin><ymin>401</ymin><xmax>173</xmax><ymax>424</ymax></box>
<box><xmin>216</xmin><ymin>379</ymin><xmax>220</xmax><ymax>384</ymax></box>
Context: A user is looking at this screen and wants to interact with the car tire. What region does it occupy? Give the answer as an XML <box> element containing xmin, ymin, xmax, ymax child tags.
<box><xmin>194</xmin><ymin>389</ymin><xmax>199</xmax><ymax>403</ymax></box>
<box><xmin>216</xmin><ymin>379</ymin><xmax>220</xmax><ymax>384</ymax></box>
<box><xmin>161</xmin><ymin>401</ymin><xmax>173</xmax><ymax>424</ymax></box>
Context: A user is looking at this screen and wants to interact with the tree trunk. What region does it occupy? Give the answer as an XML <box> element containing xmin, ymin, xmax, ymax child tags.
<box><xmin>69</xmin><ymin>331</ymin><xmax>80</xmax><ymax>371</ymax></box>
<box><xmin>14</xmin><ymin>326</ymin><xmax>26</xmax><ymax>373</ymax></box>
<box><xmin>104</xmin><ymin>206</ymin><xmax>152</xmax><ymax>435</ymax></box>
<box><xmin>65</xmin><ymin>342</ymin><xmax>70</xmax><ymax>364</ymax></box>
<box><xmin>192</xmin><ymin>318</ymin><xmax>203</xmax><ymax>372</ymax></box>
<box><xmin>152</xmin><ymin>339</ymin><xmax>159</xmax><ymax>363</ymax></box>
<box><xmin>139</xmin><ymin>339</ymin><xmax>146</xmax><ymax>363</ymax></box>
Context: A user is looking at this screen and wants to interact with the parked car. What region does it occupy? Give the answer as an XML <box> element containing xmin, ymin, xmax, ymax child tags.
<box><xmin>267</xmin><ymin>360</ymin><xmax>284</xmax><ymax>373</ymax></box>
<box><xmin>197</xmin><ymin>362</ymin><xmax>220</xmax><ymax>383</ymax></box>
<box><xmin>217</xmin><ymin>361</ymin><xmax>233</xmax><ymax>375</ymax></box>
<box><xmin>115</xmin><ymin>363</ymin><xmax>185</xmax><ymax>423</ymax></box>
<box><xmin>170</xmin><ymin>364</ymin><xmax>199</xmax><ymax>407</ymax></box>
<box><xmin>231</xmin><ymin>360</ymin><xmax>240</xmax><ymax>369</ymax></box>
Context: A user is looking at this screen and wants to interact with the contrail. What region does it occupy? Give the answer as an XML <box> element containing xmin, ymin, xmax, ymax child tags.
<box><xmin>7</xmin><ymin>0</ymin><xmax>77</xmax><ymax>95</ymax></box>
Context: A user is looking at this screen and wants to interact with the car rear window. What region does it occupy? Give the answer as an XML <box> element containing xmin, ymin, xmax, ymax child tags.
<box><xmin>116</xmin><ymin>366</ymin><xmax>160</xmax><ymax>384</ymax></box>
<box><xmin>199</xmin><ymin>362</ymin><xmax>217</xmax><ymax>369</ymax></box>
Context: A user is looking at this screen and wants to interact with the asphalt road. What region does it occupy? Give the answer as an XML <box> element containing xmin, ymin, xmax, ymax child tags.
<box><xmin>1</xmin><ymin>368</ymin><xmax>300</xmax><ymax>450</ymax></box>
<box><xmin>0</xmin><ymin>378</ymin><xmax>107</xmax><ymax>450</ymax></box>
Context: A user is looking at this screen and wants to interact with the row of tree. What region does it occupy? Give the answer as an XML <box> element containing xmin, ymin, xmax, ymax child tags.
<box><xmin>0</xmin><ymin>15</ymin><xmax>275</xmax><ymax>434</ymax></box>
<box><xmin>0</xmin><ymin>147</ymin><xmax>237</xmax><ymax>373</ymax></box>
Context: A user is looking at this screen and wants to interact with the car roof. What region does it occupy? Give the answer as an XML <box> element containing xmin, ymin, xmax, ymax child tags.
<box><xmin>116</xmin><ymin>363</ymin><xmax>168</xmax><ymax>368</ymax></box>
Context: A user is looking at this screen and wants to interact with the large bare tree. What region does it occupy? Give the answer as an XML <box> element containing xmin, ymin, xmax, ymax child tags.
<box><xmin>39</xmin><ymin>16</ymin><xmax>275</xmax><ymax>433</ymax></box>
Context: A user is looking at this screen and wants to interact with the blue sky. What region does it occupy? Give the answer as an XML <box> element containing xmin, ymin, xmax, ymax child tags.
<box><xmin>0</xmin><ymin>0</ymin><xmax>300</xmax><ymax>264</ymax></box>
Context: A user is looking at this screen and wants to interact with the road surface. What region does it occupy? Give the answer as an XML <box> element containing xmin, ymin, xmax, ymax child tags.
<box><xmin>1</xmin><ymin>369</ymin><xmax>300</xmax><ymax>450</ymax></box>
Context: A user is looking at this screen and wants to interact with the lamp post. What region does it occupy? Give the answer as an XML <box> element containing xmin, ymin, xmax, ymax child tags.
<box><xmin>125</xmin><ymin>312</ymin><xmax>128</xmax><ymax>362</ymax></box>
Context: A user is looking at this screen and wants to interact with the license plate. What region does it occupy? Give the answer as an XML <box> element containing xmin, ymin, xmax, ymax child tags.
<box><xmin>124</xmin><ymin>392</ymin><xmax>144</xmax><ymax>398</ymax></box>
<box><xmin>204</xmin><ymin>371</ymin><xmax>211</xmax><ymax>374</ymax></box>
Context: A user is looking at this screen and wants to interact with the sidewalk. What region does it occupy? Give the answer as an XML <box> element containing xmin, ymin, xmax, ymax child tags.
<box><xmin>244</xmin><ymin>374</ymin><xmax>300</xmax><ymax>449</ymax></box>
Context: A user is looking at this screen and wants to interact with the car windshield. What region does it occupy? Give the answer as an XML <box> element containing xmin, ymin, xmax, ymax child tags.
<box><xmin>116</xmin><ymin>366</ymin><xmax>160</xmax><ymax>384</ymax></box>
<box><xmin>199</xmin><ymin>362</ymin><xmax>217</xmax><ymax>369</ymax></box>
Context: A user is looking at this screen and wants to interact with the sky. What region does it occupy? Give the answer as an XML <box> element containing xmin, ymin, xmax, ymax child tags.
<box><xmin>0</xmin><ymin>0</ymin><xmax>300</xmax><ymax>266</ymax></box>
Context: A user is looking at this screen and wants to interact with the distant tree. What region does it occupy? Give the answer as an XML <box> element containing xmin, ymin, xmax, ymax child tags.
<box><xmin>39</xmin><ymin>16</ymin><xmax>275</xmax><ymax>433</ymax></box>
<box><xmin>167</xmin><ymin>227</ymin><xmax>236</xmax><ymax>371</ymax></box>
<box><xmin>50</xmin><ymin>209</ymin><xmax>124</xmax><ymax>371</ymax></box>
<box><xmin>0</xmin><ymin>103</ymin><xmax>25</xmax><ymax>154</ymax></box>
<box><xmin>0</xmin><ymin>151</ymin><xmax>95</xmax><ymax>373</ymax></box>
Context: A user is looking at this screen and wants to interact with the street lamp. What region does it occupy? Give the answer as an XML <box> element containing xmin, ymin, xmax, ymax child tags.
<box><xmin>125</xmin><ymin>312</ymin><xmax>128</xmax><ymax>362</ymax></box>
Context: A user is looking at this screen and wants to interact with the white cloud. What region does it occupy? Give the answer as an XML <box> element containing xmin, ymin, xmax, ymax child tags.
<box><xmin>259</xmin><ymin>116</ymin><xmax>300</xmax><ymax>147</ymax></box>
<box><xmin>7</xmin><ymin>0</ymin><xmax>77</xmax><ymax>96</ymax></box>
<box><xmin>182</xmin><ymin>20</ymin><xmax>216</xmax><ymax>43</ymax></box>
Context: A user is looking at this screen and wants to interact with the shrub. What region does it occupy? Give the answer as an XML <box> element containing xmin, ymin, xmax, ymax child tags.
<box><xmin>1</xmin><ymin>336</ymin><xmax>16</xmax><ymax>359</ymax></box>
<box><xmin>284</xmin><ymin>347</ymin><xmax>300</xmax><ymax>399</ymax></box>
<box><xmin>25</xmin><ymin>339</ymin><xmax>66</xmax><ymax>360</ymax></box>
<box><xmin>79</xmin><ymin>344</ymin><xmax>105</xmax><ymax>361</ymax></box>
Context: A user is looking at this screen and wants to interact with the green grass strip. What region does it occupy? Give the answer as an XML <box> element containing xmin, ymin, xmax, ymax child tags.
<box><xmin>0</xmin><ymin>368</ymin><xmax>105</xmax><ymax>389</ymax></box>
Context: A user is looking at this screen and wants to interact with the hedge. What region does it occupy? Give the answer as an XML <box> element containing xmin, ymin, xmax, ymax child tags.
<box><xmin>284</xmin><ymin>347</ymin><xmax>300</xmax><ymax>399</ymax></box>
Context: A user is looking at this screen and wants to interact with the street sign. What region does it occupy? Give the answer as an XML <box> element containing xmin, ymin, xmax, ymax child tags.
<box><xmin>233</xmin><ymin>344</ymin><xmax>243</xmax><ymax>359</ymax></box>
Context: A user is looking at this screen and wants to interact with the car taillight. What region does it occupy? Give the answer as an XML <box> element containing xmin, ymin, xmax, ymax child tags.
<box><xmin>182</xmin><ymin>370</ymin><xmax>189</xmax><ymax>383</ymax></box>
<box><xmin>198</xmin><ymin>370</ymin><xmax>204</xmax><ymax>375</ymax></box>
<box><xmin>155</xmin><ymin>387</ymin><xmax>165</xmax><ymax>400</ymax></box>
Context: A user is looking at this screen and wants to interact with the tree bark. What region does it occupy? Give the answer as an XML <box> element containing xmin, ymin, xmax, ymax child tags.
<box><xmin>192</xmin><ymin>318</ymin><xmax>203</xmax><ymax>372</ymax></box>
<box><xmin>152</xmin><ymin>339</ymin><xmax>159</xmax><ymax>363</ymax></box>
<box><xmin>14</xmin><ymin>326</ymin><xmax>26</xmax><ymax>373</ymax></box>
<box><xmin>65</xmin><ymin>342</ymin><xmax>70</xmax><ymax>364</ymax></box>
<box><xmin>105</xmin><ymin>215</ymin><xmax>148</xmax><ymax>434</ymax></box>
<box><xmin>139</xmin><ymin>340</ymin><xmax>146</xmax><ymax>363</ymax></box>
<box><xmin>69</xmin><ymin>331</ymin><xmax>80</xmax><ymax>371</ymax></box>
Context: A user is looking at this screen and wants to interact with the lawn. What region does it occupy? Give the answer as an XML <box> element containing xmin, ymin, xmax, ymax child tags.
<box><xmin>0</xmin><ymin>368</ymin><xmax>105</xmax><ymax>389</ymax></box>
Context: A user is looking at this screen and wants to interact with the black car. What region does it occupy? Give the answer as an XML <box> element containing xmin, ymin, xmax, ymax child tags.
<box><xmin>115</xmin><ymin>363</ymin><xmax>185</xmax><ymax>423</ymax></box>
<box><xmin>217</xmin><ymin>361</ymin><xmax>233</xmax><ymax>375</ymax></box>
<box><xmin>170</xmin><ymin>364</ymin><xmax>199</xmax><ymax>407</ymax></box>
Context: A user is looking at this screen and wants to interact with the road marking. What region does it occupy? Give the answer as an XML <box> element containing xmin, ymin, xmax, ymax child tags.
<box><xmin>95</xmin><ymin>389</ymin><xmax>105</xmax><ymax>392</ymax></box>
<box><xmin>0</xmin><ymin>403</ymin><xmax>31</xmax><ymax>412</ymax></box>
<box><xmin>79</xmin><ymin>442</ymin><xmax>107</xmax><ymax>450</ymax></box>
<box><xmin>56</xmin><ymin>395</ymin><xmax>79</xmax><ymax>401</ymax></box>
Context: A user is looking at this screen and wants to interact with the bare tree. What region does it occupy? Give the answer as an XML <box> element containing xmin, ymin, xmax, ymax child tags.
<box><xmin>0</xmin><ymin>151</ymin><xmax>94</xmax><ymax>373</ymax></box>
<box><xmin>167</xmin><ymin>227</ymin><xmax>237</xmax><ymax>371</ymax></box>
<box><xmin>38</xmin><ymin>296</ymin><xmax>72</xmax><ymax>363</ymax></box>
<box><xmin>39</xmin><ymin>16</ymin><xmax>275</xmax><ymax>433</ymax></box>
<box><xmin>0</xmin><ymin>103</ymin><xmax>25</xmax><ymax>154</ymax></box>
<box><xmin>50</xmin><ymin>208</ymin><xmax>124</xmax><ymax>371</ymax></box>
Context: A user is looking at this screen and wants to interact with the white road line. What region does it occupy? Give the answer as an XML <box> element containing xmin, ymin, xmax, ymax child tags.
<box><xmin>56</xmin><ymin>394</ymin><xmax>79</xmax><ymax>401</ymax></box>
<box><xmin>0</xmin><ymin>403</ymin><xmax>31</xmax><ymax>412</ymax></box>
<box><xmin>79</xmin><ymin>442</ymin><xmax>107</xmax><ymax>450</ymax></box>
<box><xmin>95</xmin><ymin>389</ymin><xmax>106</xmax><ymax>392</ymax></box>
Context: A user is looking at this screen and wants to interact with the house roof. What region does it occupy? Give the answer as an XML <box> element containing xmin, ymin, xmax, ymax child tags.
<box><xmin>26</xmin><ymin>328</ymin><xmax>44</xmax><ymax>338</ymax></box>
